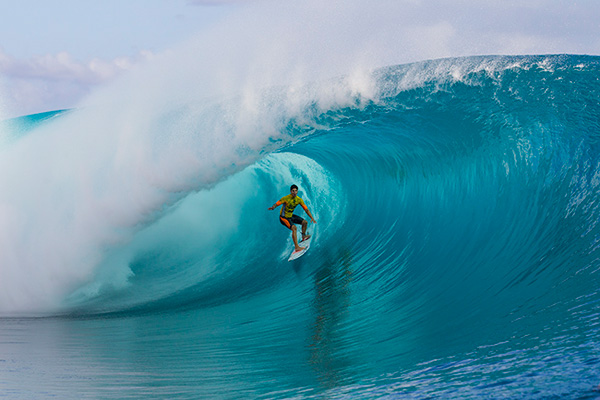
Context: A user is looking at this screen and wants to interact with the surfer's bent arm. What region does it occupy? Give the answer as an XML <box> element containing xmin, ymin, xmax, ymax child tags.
<box><xmin>301</xmin><ymin>203</ymin><xmax>317</xmax><ymax>223</ymax></box>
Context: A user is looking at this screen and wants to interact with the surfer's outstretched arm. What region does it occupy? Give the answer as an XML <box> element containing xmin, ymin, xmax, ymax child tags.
<box><xmin>268</xmin><ymin>200</ymin><xmax>283</xmax><ymax>211</ymax></box>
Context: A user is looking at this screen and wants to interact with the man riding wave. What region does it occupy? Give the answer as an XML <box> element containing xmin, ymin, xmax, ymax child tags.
<box><xmin>268</xmin><ymin>184</ymin><xmax>316</xmax><ymax>252</ymax></box>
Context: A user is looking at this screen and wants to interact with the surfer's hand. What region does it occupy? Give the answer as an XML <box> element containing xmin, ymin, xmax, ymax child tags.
<box><xmin>311</xmin><ymin>218</ymin><xmax>316</xmax><ymax>223</ymax></box>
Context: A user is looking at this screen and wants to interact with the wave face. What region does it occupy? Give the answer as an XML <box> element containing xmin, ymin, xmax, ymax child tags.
<box><xmin>2</xmin><ymin>55</ymin><xmax>600</xmax><ymax>398</ymax></box>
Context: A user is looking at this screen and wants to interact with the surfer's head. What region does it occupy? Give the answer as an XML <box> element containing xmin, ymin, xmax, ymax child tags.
<box><xmin>290</xmin><ymin>184</ymin><xmax>298</xmax><ymax>197</ymax></box>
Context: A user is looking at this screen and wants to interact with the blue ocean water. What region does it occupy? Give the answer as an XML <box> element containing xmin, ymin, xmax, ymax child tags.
<box><xmin>1</xmin><ymin>55</ymin><xmax>600</xmax><ymax>399</ymax></box>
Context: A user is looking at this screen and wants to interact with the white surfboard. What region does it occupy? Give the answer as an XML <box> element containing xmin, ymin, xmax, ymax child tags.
<box><xmin>288</xmin><ymin>235</ymin><xmax>312</xmax><ymax>261</ymax></box>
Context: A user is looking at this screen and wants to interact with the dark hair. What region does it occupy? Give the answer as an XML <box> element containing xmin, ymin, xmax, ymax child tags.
<box><xmin>290</xmin><ymin>184</ymin><xmax>299</xmax><ymax>191</ymax></box>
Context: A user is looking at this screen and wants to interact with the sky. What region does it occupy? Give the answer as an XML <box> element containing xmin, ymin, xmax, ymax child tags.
<box><xmin>1</xmin><ymin>0</ymin><xmax>600</xmax><ymax>119</ymax></box>
<box><xmin>0</xmin><ymin>0</ymin><xmax>236</xmax><ymax>118</ymax></box>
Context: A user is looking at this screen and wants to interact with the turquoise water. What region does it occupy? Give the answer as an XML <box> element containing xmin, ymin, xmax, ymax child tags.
<box><xmin>1</xmin><ymin>55</ymin><xmax>600</xmax><ymax>398</ymax></box>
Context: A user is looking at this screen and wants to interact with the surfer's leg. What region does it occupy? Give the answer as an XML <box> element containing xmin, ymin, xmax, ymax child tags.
<box><xmin>291</xmin><ymin>225</ymin><xmax>305</xmax><ymax>252</ymax></box>
<box><xmin>279</xmin><ymin>216</ymin><xmax>292</xmax><ymax>229</ymax></box>
<box><xmin>301</xmin><ymin>220</ymin><xmax>308</xmax><ymax>236</ymax></box>
<box><xmin>284</xmin><ymin>216</ymin><xmax>306</xmax><ymax>251</ymax></box>
<box><xmin>291</xmin><ymin>215</ymin><xmax>310</xmax><ymax>240</ymax></box>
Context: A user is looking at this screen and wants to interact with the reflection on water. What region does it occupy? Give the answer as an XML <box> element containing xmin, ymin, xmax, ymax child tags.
<box><xmin>309</xmin><ymin>249</ymin><xmax>354</xmax><ymax>390</ymax></box>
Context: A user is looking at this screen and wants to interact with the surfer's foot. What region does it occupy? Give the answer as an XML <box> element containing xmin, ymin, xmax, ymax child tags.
<box><xmin>294</xmin><ymin>246</ymin><xmax>306</xmax><ymax>253</ymax></box>
<box><xmin>301</xmin><ymin>233</ymin><xmax>311</xmax><ymax>241</ymax></box>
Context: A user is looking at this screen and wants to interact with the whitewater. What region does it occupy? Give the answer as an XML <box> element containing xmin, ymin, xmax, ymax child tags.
<box><xmin>2</xmin><ymin>7</ymin><xmax>600</xmax><ymax>396</ymax></box>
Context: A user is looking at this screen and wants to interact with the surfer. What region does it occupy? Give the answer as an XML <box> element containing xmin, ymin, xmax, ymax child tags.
<box><xmin>268</xmin><ymin>184</ymin><xmax>316</xmax><ymax>252</ymax></box>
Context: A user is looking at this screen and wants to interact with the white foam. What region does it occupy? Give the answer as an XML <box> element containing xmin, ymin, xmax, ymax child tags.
<box><xmin>0</xmin><ymin>1</ymin><xmax>406</xmax><ymax>315</ymax></box>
